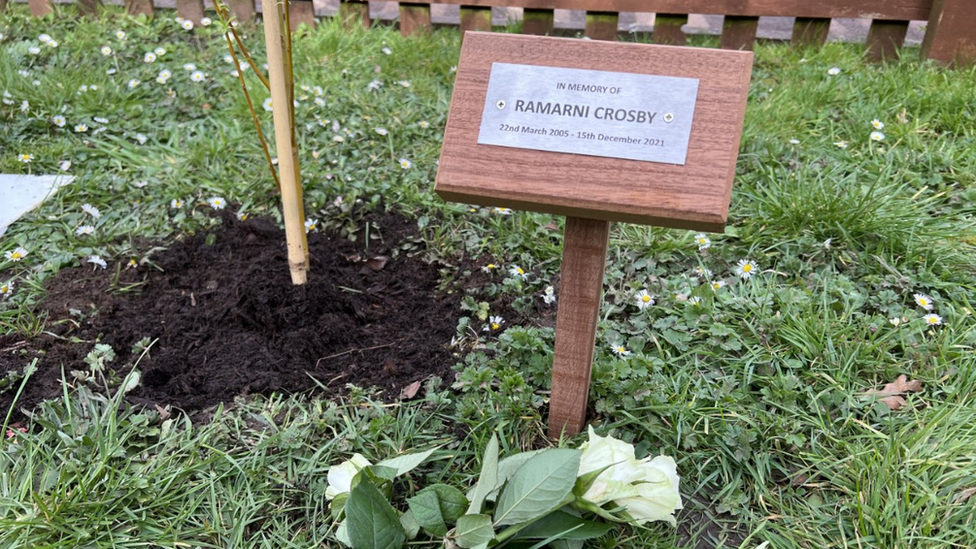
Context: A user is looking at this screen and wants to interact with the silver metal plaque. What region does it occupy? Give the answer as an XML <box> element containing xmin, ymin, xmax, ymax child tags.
<box><xmin>477</xmin><ymin>63</ymin><xmax>699</xmax><ymax>165</ymax></box>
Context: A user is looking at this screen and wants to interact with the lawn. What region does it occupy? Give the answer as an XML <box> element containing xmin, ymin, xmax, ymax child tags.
<box><xmin>1</xmin><ymin>5</ymin><xmax>975</xmax><ymax>549</ymax></box>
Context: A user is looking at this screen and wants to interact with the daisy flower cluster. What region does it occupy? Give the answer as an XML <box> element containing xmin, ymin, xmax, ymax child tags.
<box><xmin>911</xmin><ymin>293</ymin><xmax>943</xmax><ymax>327</ymax></box>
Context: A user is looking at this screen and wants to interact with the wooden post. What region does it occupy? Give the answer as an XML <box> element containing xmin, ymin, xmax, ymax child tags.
<box><xmin>866</xmin><ymin>20</ymin><xmax>909</xmax><ymax>63</ymax></box>
<box><xmin>290</xmin><ymin>0</ymin><xmax>316</xmax><ymax>30</ymax></box>
<box><xmin>29</xmin><ymin>0</ymin><xmax>53</xmax><ymax>17</ymax></box>
<box><xmin>792</xmin><ymin>17</ymin><xmax>830</xmax><ymax>47</ymax></box>
<box><xmin>125</xmin><ymin>0</ymin><xmax>153</xmax><ymax>17</ymax></box>
<box><xmin>922</xmin><ymin>0</ymin><xmax>976</xmax><ymax>67</ymax></box>
<box><xmin>176</xmin><ymin>0</ymin><xmax>205</xmax><ymax>24</ymax></box>
<box><xmin>653</xmin><ymin>13</ymin><xmax>686</xmax><ymax>45</ymax></box>
<box><xmin>549</xmin><ymin>217</ymin><xmax>610</xmax><ymax>438</ymax></box>
<box><xmin>261</xmin><ymin>0</ymin><xmax>310</xmax><ymax>285</ymax></box>
<box><xmin>340</xmin><ymin>0</ymin><xmax>370</xmax><ymax>29</ymax></box>
<box><xmin>585</xmin><ymin>11</ymin><xmax>618</xmax><ymax>42</ymax></box>
<box><xmin>721</xmin><ymin>15</ymin><xmax>759</xmax><ymax>51</ymax></box>
<box><xmin>226</xmin><ymin>0</ymin><xmax>255</xmax><ymax>23</ymax></box>
<box><xmin>77</xmin><ymin>0</ymin><xmax>100</xmax><ymax>17</ymax></box>
<box><xmin>460</xmin><ymin>5</ymin><xmax>492</xmax><ymax>36</ymax></box>
<box><xmin>523</xmin><ymin>8</ymin><xmax>554</xmax><ymax>36</ymax></box>
<box><xmin>400</xmin><ymin>2</ymin><xmax>431</xmax><ymax>36</ymax></box>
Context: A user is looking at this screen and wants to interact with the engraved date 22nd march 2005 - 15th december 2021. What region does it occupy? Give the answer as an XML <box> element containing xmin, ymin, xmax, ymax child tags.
<box><xmin>477</xmin><ymin>63</ymin><xmax>700</xmax><ymax>165</ymax></box>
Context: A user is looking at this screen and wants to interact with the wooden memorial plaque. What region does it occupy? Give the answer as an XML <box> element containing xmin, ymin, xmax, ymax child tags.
<box><xmin>435</xmin><ymin>32</ymin><xmax>753</xmax><ymax>437</ymax></box>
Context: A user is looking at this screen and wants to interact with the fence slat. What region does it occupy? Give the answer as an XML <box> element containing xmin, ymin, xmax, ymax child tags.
<box><xmin>414</xmin><ymin>1</ymin><xmax>930</xmax><ymax>21</ymax></box>
<box><xmin>400</xmin><ymin>2</ymin><xmax>431</xmax><ymax>36</ymax></box>
<box><xmin>653</xmin><ymin>13</ymin><xmax>686</xmax><ymax>45</ymax></box>
<box><xmin>720</xmin><ymin>15</ymin><xmax>758</xmax><ymax>51</ymax></box>
<box><xmin>29</xmin><ymin>0</ymin><xmax>53</xmax><ymax>17</ymax></box>
<box><xmin>585</xmin><ymin>11</ymin><xmax>618</xmax><ymax>41</ymax></box>
<box><xmin>792</xmin><ymin>17</ymin><xmax>829</xmax><ymax>47</ymax></box>
<box><xmin>922</xmin><ymin>0</ymin><xmax>976</xmax><ymax>67</ymax></box>
<box><xmin>340</xmin><ymin>0</ymin><xmax>369</xmax><ymax>29</ymax></box>
<box><xmin>291</xmin><ymin>0</ymin><xmax>316</xmax><ymax>30</ymax></box>
<box><xmin>125</xmin><ymin>0</ymin><xmax>153</xmax><ymax>17</ymax></box>
<box><xmin>226</xmin><ymin>0</ymin><xmax>254</xmax><ymax>22</ymax></box>
<box><xmin>522</xmin><ymin>8</ymin><xmax>554</xmax><ymax>35</ymax></box>
<box><xmin>866</xmin><ymin>20</ymin><xmax>908</xmax><ymax>62</ymax></box>
<box><xmin>176</xmin><ymin>0</ymin><xmax>205</xmax><ymax>24</ymax></box>
<box><xmin>460</xmin><ymin>5</ymin><xmax>492</xmax><ymax>37</ymax></box>
<box><xmin>78</xmin><ymin>0</ymin><xmax>100</xmax><ymax>16</ymax></box>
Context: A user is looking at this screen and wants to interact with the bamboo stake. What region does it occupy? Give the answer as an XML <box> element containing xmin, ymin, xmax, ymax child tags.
<box><xmin>261</xmin><ymin>0</ymin><xmax>309</xmax><ymax>285</ymax></box>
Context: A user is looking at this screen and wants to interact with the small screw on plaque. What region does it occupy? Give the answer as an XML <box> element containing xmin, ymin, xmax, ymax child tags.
<box><xmin>496</xmin><ymin>100</ymin><xmax>506</xmax><ymax>110</ymax></box>
<box><xmin>663</xmin><ymin>113</ymin><xmax>675</xmax><ymax>123</ymax></box>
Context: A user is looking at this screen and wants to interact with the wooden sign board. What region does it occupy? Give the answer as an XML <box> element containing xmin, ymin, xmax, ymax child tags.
<box><xmin>435</xmin><ymin>33</ymin><xmax>753</xmax><ymax>437</ymax></box>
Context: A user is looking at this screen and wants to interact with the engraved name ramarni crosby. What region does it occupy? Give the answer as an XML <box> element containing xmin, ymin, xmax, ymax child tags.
<box><xmin>478</xmin><ymin>63</ymin><xmax>699</xmax><ymax>165</ymax></box>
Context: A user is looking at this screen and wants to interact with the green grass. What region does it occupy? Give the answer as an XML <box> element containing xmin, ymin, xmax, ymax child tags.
<box><xmin>2</xmin><ymin>5</ymin><xmax>976</xmax><ymax>549</ymax></box>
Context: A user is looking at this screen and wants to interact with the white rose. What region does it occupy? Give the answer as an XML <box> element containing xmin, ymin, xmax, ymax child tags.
<box><xmin>578</xmin><ymin>426</ymin><xmax>643</xmax><ymax>505</ymax></box>
<box><xmin>616</xmin><ymin>455</ymin><xmax>683</xmax><ymax>526</ymax></box>
<box><xmin>325</xmin><ymin>453</ymin><xmax>372</xmax><ymax>500</ymax></box>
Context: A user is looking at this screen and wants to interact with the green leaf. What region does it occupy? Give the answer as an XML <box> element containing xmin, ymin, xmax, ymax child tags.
<box><xmin>455</xmin><ymin>514</ymin><xmax>495</xmax><ymax>548</ymax></box>
<box><xmin>422</xmin><ymin>484</ymin><xmax>468</xmax><ymax>522</ymax></box>
<box><xmin>345</xmin><ymin>478</ymin><xmax>407</xmax><ymax>549</ymax></box>
<box><xmin>494</xmin><ymin>449</ymin><xmax>581</xmax><ymax>526</ymax></box>
<box><xmin>466</xmin><ymin>449</ymin><xmax>544</xmax><ymax>504</ymax></box>
<box><xmin>364</xmin><ymin>465</ymin><xmax>399</xmax><ymax>482</ymax></box>
<box><xmin>407</xmin><ymin>489</ymin><xmax>448</xmax><ymax>537</ymax></box>
<box><xmin>400</xmin><ymin>509</ymin><xmax>420</xmax><ymax>540</ymax></box>
<box><xmin>331</xmin><ymin>492</ymin><xmax>349</xmax><ymax>520</ymax></box>
<box><xmin>334</xmin><ymin>520</ymin><xmax>353</xmax><ymax>547</ymax></box>
<box><xmin>378</xmin><ymin>447</ymin><xmax>439</xmax><ymax>477</ymax></box>
<box><xmin>467</xmin><ymin>435</ymin><xmax>499</xmax><ymax>514</ymax></box>
<box><xmin>573</xmin><ymin>462</ymin><xmax>615</xmax><ymax>498</ymax></box>
<box><xmin>515</xmin><ymin>511</ymin><xmax>613</xmax><ymax>540</ymax></box>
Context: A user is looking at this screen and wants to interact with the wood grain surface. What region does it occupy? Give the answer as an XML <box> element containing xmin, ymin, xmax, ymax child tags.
<box><xmin>921</xmin><ymin>0</ymin><xmax>976</xmax><ymax>66</ymax></box>
<box><xmin>421</xmin><ymin>0</ymin><xmax>931</xmax><ymax>21</ymax></box>
<box><xmin>548</xmin><ymin>217</ymin><xmax>611</xmax><ymax>437</ymax></box>
<box><xmin>435</xmin><ymin>32</ymin><xmax>753</xmax><ymax>232</ymax></box>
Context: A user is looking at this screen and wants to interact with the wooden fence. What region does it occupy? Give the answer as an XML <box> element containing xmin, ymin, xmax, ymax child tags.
<box><xmin>12</xmin><ymin>0</ymin><xmax>976</xmax><ymax>66</ymax></box>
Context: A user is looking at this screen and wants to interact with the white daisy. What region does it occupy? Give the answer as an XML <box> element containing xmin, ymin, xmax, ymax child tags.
<box><xmin>871</xmin><ymin>119</ymin><xmax>885</xmax><ymax>130</ymax></box>
<box><xmin>508</xmin><ymin>265</ymin><xmax>528</xmax><ymax>280</ymax></box>
<box><xmin>127</xmin><ymin>79</ymin><xmax>141</xmax><ymax>89</ymax></box>
<box><xmin>4</xmin><ymin>247</ymin><xmax>28</xmax><ymax>261</ymax></box>
<box><xmin>381</xmin><ymin>47</ymin><xmax>392</xmax><ymax>55</ymax></box>
<box><xmin>870</xmin><ymin>131</ymin><xmax>885</xmax><ymax>142</ymax></box>
<box><xmin>190</xmin><ymin>70</ymin><xmax>206</xmax><ymax>82</ymax></box>
<box><xmin>144</xmin><ymin>52</ymin><xmax>157</xmax><ymax>63</ymax></box>
<box><xmin>827</xmin><ymin>67</ymin><xmax>841</xmax><ymax>75</ymax></box>
<box><xmin>304</xmin><ymin>218</ymin><xmax>318</xmax><ymax>233</ymax></box>
<box><xmin>0</xmin><ymin>280</ymin><xmax>13</xmax><ymax>298</ymax></box>
<box><xmin>38</xmin><ymin>34</ymin><xmax>51</xmax><ymax>43</ymax></box>
<box><xmin>200</xmin><ymin>17</ymin><xmax>212</xmax><ymax>26</ymax></box>
<box><xmin>155</xmin><ymin>47</ymin><xmax>166</xmax><ymax>56</ymax></box>
<box><xmin>101</xmin><ymin>45</ymin><xmax>113</xmax><ymax>56</ymax></box>
<box><xmin>170</xmin><ymin>198</ymin><xmax>184</xmax><ymax>208</ymax></box>
<box><xmin>374</xmin><ymin>127</ymin><xmax>388</xmax><ymax>136</ymax></box>
<box><xmin>398</xmin><ymin>158</ymin><xmax>411</xmax><ymax>169</ymax></box>
<box><xmin>81</xmin><ymin>204</ymin><xmax>101</xmax><ymax>218</ymax></box>
<box><xmin>28</xmin><ymin>46</ymin><xmax>41</xmax><ymax>55</ymax></box>
<box><xmin>834</xmin><ymin>140</ymin><xmax>848</xmax><ymax>149</ymax></box>
<box><xmin>923</xmin><ymin>314</ymin><xmax>942</xmax><ymax>326</ymax></box>
<box><xmin>88</xmin><ymin>255</ymin><xmax>107</xmax><ymax>269</ymax></box>
<box><xmin>183</xmin><ymin>63</ymin><xmax>196</xmax><ymax>71</ymax></box>
<box><xmin>694</xmin><ymin>233</ymin><xmax>711</xmax><ymax>250</ymax></box>
<box><xmin>612</xmin><ymin>345</ymin><xmax>631</xmax><ymax>357</ymax></box>
<box><xmin>207</xmin><ymin>196</ymin><xmax>226</xmax><ymax>210</ymax></box>
<box><xmin>181</xmin><ymin>20</ymin><xmax>194</xmax><ymax>31</ymax></box>
<box><xmin>484</xmin><ymin>315</ymin><xmax>504</xmax><ymax>332</ymax></box>
<box><xmin>18</xmin><ymin>153</ymin><xmax>33</xmax><ymax>163</ymax></box>
<box><xmin>635</xmin><ymin>289</ymin><xmax>654</xmax><ymax>310</ymax></box>
<box><xmin>134</xmin><ymin>133</ymin><xmax>148</xmax><ymax>144</ymax></box>
<box><xmin>734</xmin><ymin>259</ymin><xmax>759</xmax><ymax>279</ymax></box>
<box><xmin>263</xmin><ymin>97</ymin><xmax>273</xmax><ymax>112</ymax></box>
<box><xmin>75</xmin><ymin>124</ymin><xmax>88</xmax><ymax>133</ymax></box>
<box><xmin>75</xmin><ymin>225</ymin><xmax>95</xmax><ymax>236</ymax></box>
<box><xmin>913</xmin><ymin>293</ymin><xmax>934</xmax><ymax>311</ymax></box>
<box><xmin>542</xmin><ymin>285</ymin><xmax>556</xmax><ymax>305</ymax></box>
<box><xmin>115</xmin><ymin>30</ymin><xmax>126</xmax><ymax>40</ymax></box>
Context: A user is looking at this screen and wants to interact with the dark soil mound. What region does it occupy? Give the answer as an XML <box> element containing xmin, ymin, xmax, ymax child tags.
<box><xmin>0</xmin><ymin>212</ymin><xmax>461</xmax><ymax>419</ymax></box>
